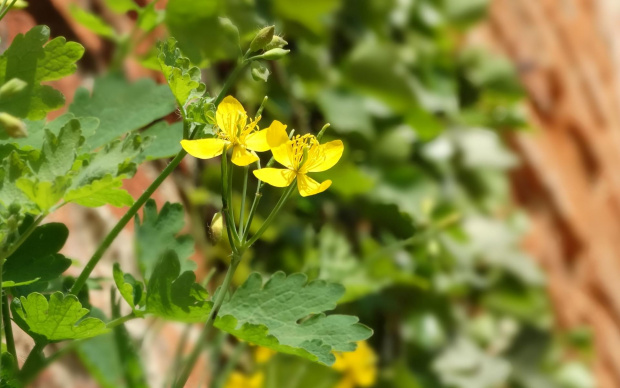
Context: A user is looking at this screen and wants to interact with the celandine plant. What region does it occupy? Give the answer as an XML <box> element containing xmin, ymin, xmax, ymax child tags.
<box><xmin>0</xmin><ymin>3</ymin><xmax>372</xmax><ymax>385</ymax></box>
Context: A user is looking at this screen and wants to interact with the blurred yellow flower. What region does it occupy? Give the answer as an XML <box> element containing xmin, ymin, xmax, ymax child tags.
<box><xmin>254</xmin><ymin>346</ymin><xmax>276</xmax><ymax>364</ymax></box>
<box><xmin>181</xmin><ymin>96</ymin><xmax>288</xmax><ymax>166</ymax></box>
<box><xmin>332</xmin><ymin>341</ymin><xmax>377</xmax><ymax>388</ymax></box>
<box><xmin>224</xmin><ymin>371</ymin><xmax>264</xmax><ymax>388</ymax></box>
<box><xmin>253</xmin><ymin>134</ymin><xmax>343</xmax><ymax>197</ymax></box>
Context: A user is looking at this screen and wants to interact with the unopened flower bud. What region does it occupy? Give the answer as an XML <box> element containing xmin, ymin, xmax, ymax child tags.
<box><xmin>264</xmin><ymin>35</ymin><xmax>288</xmax><ymax>51</ymax></box>
<box><xmin>0</xmin><ymin>78</ymin><xmax>27</xmax><ymax>98</ymax></box>
<box><xmin>210</xmin><ymin>212</ymin><xmax>223</xmax><ymax>244</ymax></box>
<box><xmin>250</xmin><ymin>26</ymin><xmax>275</xmax><ymax>53</ymax></box>
<box><xmin>0</xmin><ymin>113</ymin><xmax>27</xmax><ymax>138</ymax></box>
<box><xmin>257</xmin><ymin>48</ymin><xmax>289</xmax><ymax>61</ymax></box>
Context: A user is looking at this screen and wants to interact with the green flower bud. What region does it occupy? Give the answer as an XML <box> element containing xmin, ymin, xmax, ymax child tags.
<box><xmin>0</xmin><ymin>112</ymin><xmax>27</xmax><ymax>138</ymax></box>
<box><xmin>264</xmin><ymin>35</ymin><xmax>288</xmax><ymax>51</ymax></box>
<box><xmin>0</xmin><ymin>78</ymin><xmax>27</xmax><ymax>98</ymax></box>
<box><xmin>210</xmin><ymin>212</ymin><xmax>223</xmax><ymax>244</ymax></box>
<box><xmin>257</xmin><ymin>48</ymin><xmax>290</xmax><ymax>61</ymax></box>
<box><xmin>250</xmin><ymin>26</ymin><xmax>275</xmax><ymax>53</ymax></box>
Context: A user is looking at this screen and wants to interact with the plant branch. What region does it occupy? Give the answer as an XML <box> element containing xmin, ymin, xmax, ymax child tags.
<box><xmin>173</xmin><ymin>253</ymin><xmax>242</xmax><ymax>388</ymax></box>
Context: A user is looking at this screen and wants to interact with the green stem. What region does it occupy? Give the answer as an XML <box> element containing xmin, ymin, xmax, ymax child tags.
<box><xmin>106</xmin><ymin>312</ymin><xmax>137</xmax><ymax>329</ymax></box>
<box><xmin>70</xmin><ymin>151</ymin><xmax>185</xmax><ymax>295</ymax></box>
<box><xmin>1</xmin><ymin>214</ymin><xmax>46</xmax><ymax>262</ymax></box>
<box><xmin>70</xmin><ymin>56</ymin><xmax>250</xmax><ymax>296</ymax></box>
<box><xmin>0</xmin><ymin>0</ymin><xmax>18</xmax><ymax>23</ymax></box>
<box><xmin>244</xmin><ymin>181</ymin><xmax>297</xmax><ymax>248</ymax></box>
<box><xmin>2</xmin><ymin>294</ymin><xmax>16</xmax><ymax>360</ymax></box>
<box><xmin>19</xmin><ymin>341</ymin><xmax>47</xmax><ymax>382</ymax></box>
<box><xmin>238</xmin><ymin>166</ymin><xmax>249</xmax><ymax>237</ymax></box>
<box><xmin>220</xmin><ymin>148</ymin><xmax>241</xmax><ymax>251</ymax></box>
<box><xmin>173</xmin><ymin>254</ymin><xmax>242</xmax><ymax>388</ymax></box>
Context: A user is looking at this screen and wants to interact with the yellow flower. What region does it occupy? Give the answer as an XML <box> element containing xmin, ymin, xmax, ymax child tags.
<box><xmin>253</xmin><ymin>134</ymin><xmax>344</xmax><ymax>197</ymax></box>
<box><xmin>332</xmin><ymin>341</ymin><xmax>377</xmax><ymax>388</ymax></box>
<box><xmin>224</xmin><ymin>371</ymin><xmax>264</xmax><ymax>388</ymax></box>
<box><xmin>181</xmin><ymin>96</ymin><xmax>288</xmax><ymax>166</ymax></box>
<box><xmin>254</xmin><ymin>346</ymin><xmax>276</xmax><ymax>364</ymax></box>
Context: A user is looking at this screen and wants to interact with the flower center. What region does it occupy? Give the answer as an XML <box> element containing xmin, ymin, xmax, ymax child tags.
<box><xmin>290</xmin><ymin>134</ymin><xmax>318</xmax><ymax>170</ymax></box>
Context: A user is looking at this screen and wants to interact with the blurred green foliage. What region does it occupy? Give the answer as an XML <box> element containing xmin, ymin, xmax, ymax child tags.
<box><xmin>1</xmin><ymin>0</ymin><xmax>595</xmax><ymax>387</ymax></box>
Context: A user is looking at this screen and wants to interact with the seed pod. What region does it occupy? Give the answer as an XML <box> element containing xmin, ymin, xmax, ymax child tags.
<box><xmin>0</xmin><ymin>112</ymin><xmax>27</xmax><ymax>138</ymax></box>
<box><xmin>250</xmin><ymin>26</ymin><xmax>275</xmax><ymax>53</ymax></box>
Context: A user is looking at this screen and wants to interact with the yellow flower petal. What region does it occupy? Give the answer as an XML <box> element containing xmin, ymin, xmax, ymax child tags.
<box><xmin>253</xmin><ymin>168</ymin><xmax>295</xmax><ymax>187</ymax></box>
<box><xmin>217</xmin><ymin>96</ymin><xmax>247</xmax><ymax>139</ymax></box>
<box><xmin>225</xmin><ymin>371</ymin><xmax>264</xmax><ymax>388</ymax></box>
<box><xmin>303</xmin><ymin>140</ymin><xmax>344</xmax><ymax>173</ymax></box>
<box><xmin>272</xmin><ymin>142</ymin><xmax>295</xmax><ymax>170</ymax></box>
<box><xmin>297</xmin><ymin>174</ymin><xmax>331</xmax><ymax>197</ymax></box>
<box><xmin>266</xmin><ymin>120</ymin><xmax>289</xmax><ymax>148</ymax></box>
<box><xmin>231</xmin><ymin>145</ymin><xmax>259</xmax><ymax>166</ymax></box>
<box><xmin>181</xmin><ymin>138</ymin><xmax>227</xmax><ymax>159</ymax></box>
<box><xmin>244</xmin><ymin>129</ymin><xmax>270</xmax><ymax>152</ymax></box>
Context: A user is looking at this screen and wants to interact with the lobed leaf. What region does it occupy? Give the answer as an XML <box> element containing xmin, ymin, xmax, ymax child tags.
<box><xmin>134</xmin><ymin>199</ymin><xmax>195</xmax><ymax>278</ymax></box>
<box><xmin>145</xmin><ymin>251</ymin><xmax>211</xmax><ymax>323</ymax></box>
<box><xmin>0</xmin><ymin>26</ymin><xmax>84</xmax><ymax>120</ymax></box>
<box><xmin>158</xmin><ymin>38</ymin><xmax>206</xmax><ymax>107</ymax></box>
<box><xmin>64</xmin><ymin>174</ymin><xmax>134</xmax><ymax>208</ymax></box>
<box><xmin>113</xmin><ymin>263</ymin><xmax>145</xmax><ymax>314</ymax></box>
<box><xmin>3</xmin><ymin>222</ymin><xmax>72</xmax><ymax>288</ymax></box>
<box><xmin>69</xmin><ymin>73</ymin><xmax>176</xmax><ymax>149</ymax></box>
<box><xmin>214</xmin><ymin>272</ymin><xmax>373</xmax><ymax>365</ymax></box>
<box><xmin>13</xmin><ymin>292</ymin><xmax>108</xmax><ymax>341</ymax></box>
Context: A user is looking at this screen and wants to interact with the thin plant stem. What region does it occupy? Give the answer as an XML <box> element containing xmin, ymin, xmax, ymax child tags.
<box><xmin>106</xmin><ymin>312</ymin><xmax>137</xmax><ymax>329</ymax></box>
<box><xmin>2</xmin><ymin>294</ymin><xmax>16</xmax><ymax>360</ymax></box>
<box><xmin>1</xmin><ymin>214</ymin><xmax>46</xmax><ymax>262</ymax></box>
<box><xmin>238</xmin><ymin>166</ymin><xmax>249</xmax><ymax>237</ymax></box>
<box><xmin>0</xmin><ymin>0</ymin><xmax>18</xmax><ymax>23</ymax></box>
<box><xmin>244</xmin><ymin>181</ymin><xmax>297</xmax><ymax>248</ymax></box>
<box><xmin>220</xmin><ymin>148</ymin><xmax>241</xmax><ymax>251</ymax></box>
<box><xmin>173</xmin><ymin>254</ymin><xmax>242</xmax><ymax>388</ymax></box>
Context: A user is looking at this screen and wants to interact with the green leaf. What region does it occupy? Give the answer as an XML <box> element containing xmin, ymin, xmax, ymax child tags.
<box><xmin>69</xmin><ymin>5</ymin><xmax>117</xmax><ymax>39</ymax></box>
<box><xmin>103</xmin><ymin>0</ymin><xmax>139</xmax><ymax>13</ymax></box>
<box><xmin>14</xmin><ymin>292</ymin><xmax>108</xmax><ymax>341</ymax></box>
<box><xmin>214</xmin><ymin>272</ymin><xmax>372</xmax><ymax>365</ymax></box>
<box><xmin>3</xmin><ymin>222</ymin><xmax>72</xmax><ymax>288</ymax></box>
<box><xmin>0</xmin><ymin>26</ymin><xmax>84</xmax><ymax>120</ymax></box>
<box><xmin>0</xmin><ymin>351</ymin><xmax>19</xmax><ymax>388</ymax></box>
<box><xmin>65</xmin><ymin>174</ymin><xmax>134</xmax><ymax>208</ymax></box>
<box><xmin>15</xmin><ymin>176</ymin><xmax>68</xmax><ymax>211</ymax></box>
<box><xmin>69</xmin><ymin>73</ymin><xmax>176</xmax><ymax>149</ymax></box>
<box><xmin>134</xmin><ymin>200</ymin><xmax>195</xmax><ymax>278</ymax></box>
<box><xmin>140</xmin><ymin>121</ymin><xmax>183</xmax><ymax>160</ymax></box>
<box><xmin>113</xmin><ymin>263</ymin><xmax>144</xmax><ymax>313</ymax></box>
<box><xmin>274</xmin><ymin>0</ymin><xmax>340</xmax><ymax>36</ymax></box>
<box><xmin>157</xmin><ymin>38</ymin><xmax>206</xmax><ymax>107</ymax></box>
<box><xmin>3</xmin><ymin>114</ymin><xmax>99</xmax><ymax>151</ymax></box>
<box><xmin>33</xmin><ymin>119</ymin><xmax>84</xmax><ymax>181</ymax></box>
<box><xmin>316</xmin><ymin>89</ymin><xmax>373</xmax><ymax>139</ymax></box>
<box><xmin>165</xmin><ymin>0</ymin><xmax>239</xmax><ymax>63</ymax></box>
<box><xmin>137</xmin><ymin>2</ymin><xmax>165</xmax><ymax>32</ymax></box>
<box><xmin>0</xmin><ymin>151</ymin><xmax>33</xmax><ymax>211</ymax></box>
<box><xmin>145</xmin><ymin>251</ymin><xmax>211</xmax><ymax>323</ymax></box>
<box><xmin>70</xmin><ymin>133</ymin><xmax>144</xmax><ymax>191</ymax></box>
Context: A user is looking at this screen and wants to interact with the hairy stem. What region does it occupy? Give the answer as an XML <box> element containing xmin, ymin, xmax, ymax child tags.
<box><xmin>238</xmin><ymin>166</ymin><xmax>249</xmax><ymax>237</ymax></box>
